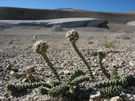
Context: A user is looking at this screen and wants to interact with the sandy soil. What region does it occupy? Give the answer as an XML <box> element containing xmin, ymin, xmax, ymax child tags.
<box><xmin>0</xmin><ymin>24</ymin><xmax>135</xmax><ymax>100</ymax></box>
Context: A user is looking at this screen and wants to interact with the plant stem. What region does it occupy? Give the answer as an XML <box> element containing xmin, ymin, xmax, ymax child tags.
<box><xmin>98</xmin><ymin>59</ymin><xmax>110</xmax><ymax>79</ymax></box>
<box><xmin>71</xmin><ymin>42</ymin><xmax>94</xmax><ymax>79</ymax></box>
<box><xmin>42</xmin><ymin>53</ymin><xmax>60</xmax><ymax>81</ymax></box>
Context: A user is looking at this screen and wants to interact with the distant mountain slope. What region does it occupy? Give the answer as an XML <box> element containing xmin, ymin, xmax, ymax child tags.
<box><xmin>0</xmin><ymin>7</ymin><xmax>135</xmax><ymax>24</ymax></box>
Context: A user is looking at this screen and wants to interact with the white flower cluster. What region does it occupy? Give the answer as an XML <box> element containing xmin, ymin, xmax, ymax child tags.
<box><xmin>32</xmin><ymin>40</ymin><xmax>48</xmax><ymax>55</ymax></box>
<box><xmin>65</xmin><ymin>29</ymin><xmax>79</xmax><ymax>42</ymax></box>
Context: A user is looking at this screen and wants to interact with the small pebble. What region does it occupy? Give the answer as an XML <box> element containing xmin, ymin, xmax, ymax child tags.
<box><xmin>90</xmin><ymin>90</ymin><xmax>101</xmax><ymax>100</ymax></box>
<box><xmin>110</xmin><ymin>96</ymin><xmax>123</xmax><ymax>101</ymax></box>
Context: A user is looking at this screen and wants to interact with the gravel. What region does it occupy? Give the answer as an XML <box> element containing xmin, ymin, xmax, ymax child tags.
<box><xmin>0</xmin><ymin>27</ymin><xmax>135</xmax><ymax>101</ymax></box>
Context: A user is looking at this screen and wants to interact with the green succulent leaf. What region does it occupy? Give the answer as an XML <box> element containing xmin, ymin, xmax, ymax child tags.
<box><xmin>48</xmin><ymin>83</ymin><xmax>69</xmax><ymax>97</ymax></box>
<box><xmin>69</xmin><ymin>69</ymin><xmax>85</xmax><ymax>81</ymax></box>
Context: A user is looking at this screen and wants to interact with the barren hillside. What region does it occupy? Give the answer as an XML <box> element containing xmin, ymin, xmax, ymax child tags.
<box><xmin>0</xmin><ymin>7</ymin><xmax>135</xmax><ymax>24</ymax></box>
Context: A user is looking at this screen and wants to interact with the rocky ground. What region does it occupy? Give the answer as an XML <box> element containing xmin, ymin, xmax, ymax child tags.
<box><xmin>0</xmin><ymin>24</ymin><xmax>135</xmax><ymax>101</ymax></box>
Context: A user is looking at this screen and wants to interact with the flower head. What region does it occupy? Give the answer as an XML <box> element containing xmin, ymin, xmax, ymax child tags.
<box><xmin>32</xmin><ymin>40</ymin><xmax>48</xmax><ymax>55</ymax></box>
<box><xmin>65</xmin><ymin>29</ymin><xmax>79</xmax><ymax>42</ymax></box>
<box><xmin>98</xmin><ymin>49</ymin><xmax>106</xmax><ymax>61</ymax></box>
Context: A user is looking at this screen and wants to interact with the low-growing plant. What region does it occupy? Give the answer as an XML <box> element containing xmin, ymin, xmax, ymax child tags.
<box><xmin>32</xmin><ymin>40</ymin><xmax>60</xmax><ymax>81</ymax></box>
<box><xmin>6</xmin><ymin>81</ymin><xmax>51</xmax><ymax>94</ymax></box>
<box><xmin>104</xmin><ymin>40</ymin><xmax>113</xmax><ymax>48</ymax></box>
<box><xmin>6</xmin><ymin>39</ymin><xmax>92</xmax><ymax>100</ymax></box>
<box><xmin>6</xmin><ymin>41</ymin><xmax>62</xmax><ymax>94</ymax></box>
<box><xmin>5</xmin><ymin>29</ymin><xmax>135</xmax><ymax>100</ymax></box>
<box><xmin>94</xmin><ymin>49</ymin><xmax>135</xmax><ymax>97</ymax></box>
<box><xmin>38</xmin><ymin>69</ymin><xmax>91</xmax><ymax>98</ymax></box>
<box><xmin>6</xmin><ymin>69</ymin><xmax>91</xmax><ymax>100</ymax></box>
<box><xmin>93</xmin><ymin>74</ymin><xmax>135</xmax><ymax>97</ymax></box>
<box><xmin>65</xmin><ymin>29</ymin><xmax>94</xmax><ymax>79</ymax></box>
<box><xmin>97</xmin><ymin>50</ymin><xmax>110</xmax><ymax>79</ymax></box>
<box><xmin>13</xmin><ymin>66</ymin><xmax>40</xmax><ymax>82</ymax></box>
